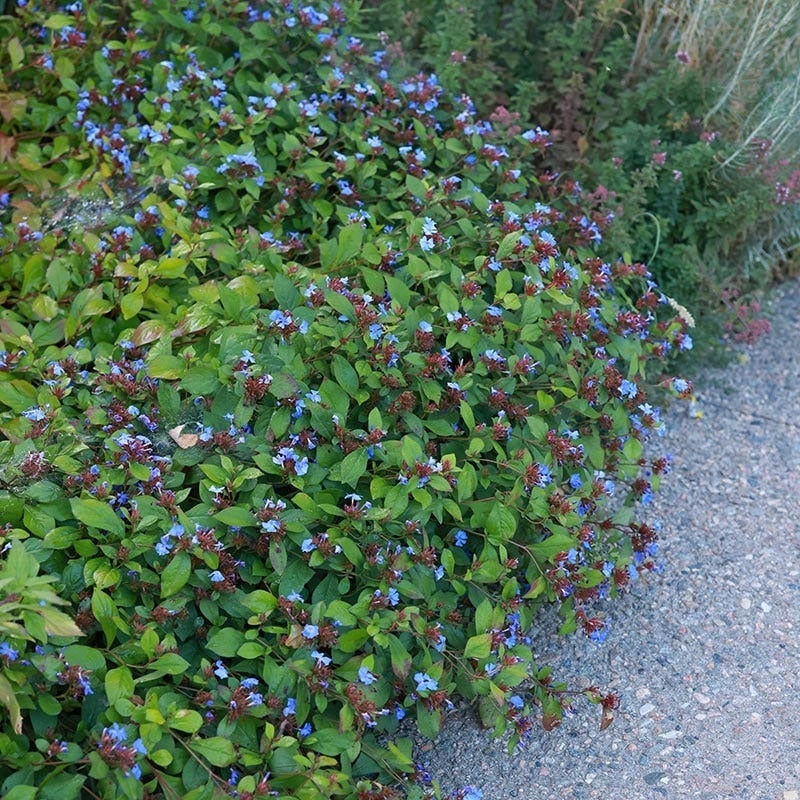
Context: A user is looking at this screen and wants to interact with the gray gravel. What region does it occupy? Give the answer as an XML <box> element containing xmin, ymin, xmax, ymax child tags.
<box><xmin>415</xmin><ymin>279</ymin><xmax>800</xmax><ymax>800</ymax></box>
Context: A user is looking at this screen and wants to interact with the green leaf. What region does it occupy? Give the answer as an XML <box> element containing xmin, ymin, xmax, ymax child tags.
<box><xmin>181</xmin><ymin>367</ymin><xmax>221</xmax><ymax>395</ymax></box>
<box><xmin>336</xmin><ymin>223</ymin><xmax>363</xmax><ymax>264</ymax></box>
<box><xmin>147</xmin><ymin>354</ymin><xmax>187</xmax><ymax>380</ymax></box>
<box><xmin>530</xmin><ymin>533</ymin><xmax>575</xmax><ymax>561</ymax></box>
<box><xmin>623</xmin><ymin>436</ymin><xmax>643</xmax><ymax>461</ymax></box>
<box><xmin>385</xmin><ymin>275</ymin><xmax>411</xmax><ymax>308</ymax></box>
<box><xmin>213</xmin><ymin>506</ymin><xmax>256</xmax><ymax>527</ymax></box>
<box><xmin>415</xmin><ymin>705</ymin><xmax>441</xmax><ymax>739</ymax></box>
<box><xmin>495</xmin><ymin>269</ymin><xmax>513</xmax><ymax>298</ymax></box>
<box><xmin>148</xmin><ymin>653</ymin><xmax>190</xmax><ymax>675</ymax></box>
<box><xmin>495</xmin><ymin>230</ymin><xmax>523</xmax><ymax>260</ymax></box>
<box><xmin>3</xmin><ymin>787</ymin><xmax>37</xmax><ymax>800</ymax></box>
<box><xmin>206</xmin><ymin>628</ymin><xmax>245</xmax><ymax>658</ymax></box>
<box><xmin>190</xmin><ymin>736</ymin><xmax>235</xmax><ymax>767</ymax></box>
<box><xmin>70</xmin><ymin>497</ymin><xmax>124</xmax><ymax>536</ymax></box>
<box><xmin>156</xmin><ymin>256</ymin><xmax>188</xmax><ymax>279</ymax></box>
<box><xmin>240</xmin><ymin>590</ymin><xmax>277</xmax><ymax>615</ymax></box>
<box><xmin>319</xmin><ymin>238</ymin><xmax>337</xmax><ymax>271</ymax></box>
<box><xmin>62</xmin><ymin>644</ymin><xmax>106</xmax><ymax>671</ymax></box>
<box><xmin>43</xmin><ymin>13</ymin><xmax>74</xmax><ymax>28</ymax></box>
<box><xmin>457</xmin><ymin>462</ymin><xmax>477</xmax><ymax>503</ymax></box>
<box><xmin>169</xmin><ymin>709</ymin><xmax>204</xmax><ymax>733</ymax></box>
<box><xmin>120</xmin><ymin>292</ymin><xmax>143</xmax><ymax>319</ymax></box>
<box><xmin>486</xmin><ymin>502</ymin><xmax>516</xmax><ymax>541</ymax></box>
<box><xmin>331</xmin><ymin>354</ymin><xmax>359</xmax><ymax>397</ymax></box>
<box><xmin>105</xmin><ymin>666</ymin><xmax>134</xmax><ymax>705</ymax></box>
<box><xmin>338</xmin><ymin>448</ymin><xmax>367</xmax><ymax>488</ymax></box>
<box><xmin>7</xmin><ymin>38</ymin><xmax>24</xmax><ymax>71</ymax></box>
<box><xmin>464</xmin><ymin>632</ymin><xmax>493</xmax><ymax>660</ymax></box>
<box><xmin>303</xmin><ymin>727</ymin><xmax>356</xmax><ymax>756</ymax></box>
<box><xmin>474</xmin><ymin>599</ymin><xmax>494</xmax><ymax>634</ymax></box>
<box><xmin>272</xmin><ymin>273</ymin><xmax>299</xmax><ymax>308</ymax></box>
<box><xmin>405</xmin><ymin>174</ymin><xmax>427</xmax><ymax>199</ymax></box>
<box><xmin>160</xmin><ymin>551</ymin><xmax>191</xmax><ymax>599</ymax></box>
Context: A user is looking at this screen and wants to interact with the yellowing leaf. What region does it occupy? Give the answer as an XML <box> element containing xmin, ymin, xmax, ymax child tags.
<box><xmin>39</xmin><ymin>607</ymin><xmax>83</xmax><ymax>638</ymax></box>
<box><xmin>0</xmin><ymin>673</ymin><xmax>22</xmax><ymax>734</ymax></box>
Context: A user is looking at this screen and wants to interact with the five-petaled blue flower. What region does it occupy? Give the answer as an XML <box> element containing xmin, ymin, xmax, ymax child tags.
<box><xmin>413</xmin><ymin>672</ymin><xmax>438</xmax><ymax>692</ymax></box>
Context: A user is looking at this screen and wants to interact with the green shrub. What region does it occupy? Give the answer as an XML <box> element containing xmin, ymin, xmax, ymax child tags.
<box><xmin>0</xmin><ymin>1</ymin><xmax>689</xmax><ymax>798</ymax></box>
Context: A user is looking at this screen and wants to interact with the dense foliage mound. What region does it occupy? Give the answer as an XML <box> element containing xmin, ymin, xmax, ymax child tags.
<box><xmin>0</xmin><ymin>1</ymin><xmax>690</xmax><ymax>798</ymax></box>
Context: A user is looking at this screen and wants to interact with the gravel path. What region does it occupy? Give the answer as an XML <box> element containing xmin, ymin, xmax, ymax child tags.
<box><xmin>416</xmin><ymin>279</ymin><xmax>800</xmax><ymax>800</ymax></box>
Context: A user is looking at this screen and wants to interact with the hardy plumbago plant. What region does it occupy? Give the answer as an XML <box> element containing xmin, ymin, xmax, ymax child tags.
<box><xmin>0</xmin><ymin>1</ymin><xmax>691</xmax><ymax>798</ymax></box>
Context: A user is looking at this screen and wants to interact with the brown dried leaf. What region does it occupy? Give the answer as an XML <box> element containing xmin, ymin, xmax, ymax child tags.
<box><xmin>168</xmin><ymin>424</ymin><xmax>199</xmax><ymax>449</ymax></box>
<box><xmin>0</xmin><ymin>133</ymin><xmax>16</xmax><ymax>163</ymax></box>
<box><xmin>542</xmin><ymin>712</ymin><xmax>562</xmax><ymax>731</ymax></box>
<box><xmin>600</xmin><ymin>705</ymin><xmax>615</xmax><ymax>731</ymax></box>
<box><xmin>0</xmin><ymin>92</ymin><xmax>26</xmax><ymax>123</ymax></box>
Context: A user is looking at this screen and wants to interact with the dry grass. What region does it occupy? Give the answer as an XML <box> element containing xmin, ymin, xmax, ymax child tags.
<box><xmin>630</xmin><ymin>0</ymin><xmax>800</xmax><ymax>166</ymax></box>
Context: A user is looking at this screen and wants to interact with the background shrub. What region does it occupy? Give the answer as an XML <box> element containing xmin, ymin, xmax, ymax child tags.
<box><xmin>358</xmin><ymin>0</ymin><xmax>800</xmax><ymax>348</ymax></box>
<box><xmin>0</xmin><ymin>1</ymin><xmax>689</xmax><ymax>798</ymax></box>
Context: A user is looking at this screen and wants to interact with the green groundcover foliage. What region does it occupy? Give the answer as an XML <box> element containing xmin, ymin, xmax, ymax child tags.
<box><xmin>0</xmin><ymin>1</ymin><xmax>691</xmax><ymax>798</ymax></box>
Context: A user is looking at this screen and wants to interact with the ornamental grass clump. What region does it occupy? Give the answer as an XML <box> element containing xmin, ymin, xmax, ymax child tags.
<box><xmin>0</xmin><ymin>1</ymin><xmax>690</xmax><ymax>798</ymax></box>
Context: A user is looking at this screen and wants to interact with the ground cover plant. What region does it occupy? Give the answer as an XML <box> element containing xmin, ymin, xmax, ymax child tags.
<box><xmin>0</xmin><ymin>1</ymin><xmax>691</xmax><ymax>798</ymax></box>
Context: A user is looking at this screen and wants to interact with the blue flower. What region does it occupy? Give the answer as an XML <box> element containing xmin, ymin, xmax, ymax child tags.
<box><xmin>0</xmin><ymin>642</ymin><xmax>19</xmax><ymax>661</ymax></box>
<box><xmin>618</xmin><ymin>379</ymin><xmax>638</xmax><ymax>398</ymax></box>
<box><xmin>106</xmin><ymin>722</ymin><xmax>128</xmax><ymax>743</ymax></box>
<box><xmin>358</xmin><ymin>666</ymin><xmax>376</xmax><ymax>685</ymax></box>
<box><xmin>214</xmin><ymin>660</ymin><xmax>228</xmax><ymax>679</ymax></box>
<box><xmin>302</xmin><ymin>624</ymin><xmax>319</xmax><ymax>639</ymax></box>
<box><xmin>588</xmin><ymin>621</ymin><xmax>610</xmax><ymax>644</ymax></box>
<box><xmin>22</xmin><ymin>405</ymin><xmax>48</xmax><ymax>421</ymax></box>
<box><xmin>413</xmin><ymin>672</ymin><xmax>438</xmax><ymax>692</ymax></box>
<box><xmin>454</xmin><ymin>530</ymin><xmax>468</xmax><ymax>547</ymax></box>
<box><xmin>672</xmin><ymin>377</ymin><xmax>689</xmax><ymax>393</ymax></box>
<box><xmin>77</xmin><ymin>673</ymin><xmax>93</xmax><ymax>696</ymax></box>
